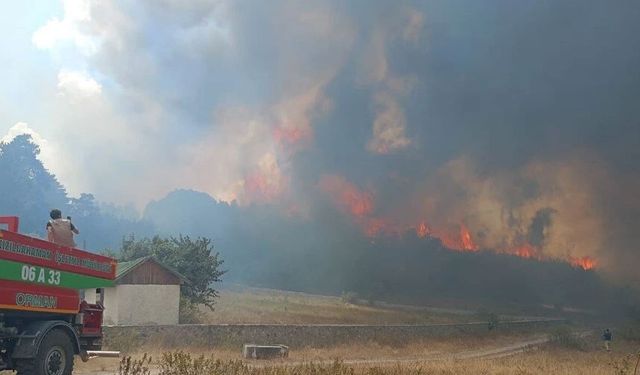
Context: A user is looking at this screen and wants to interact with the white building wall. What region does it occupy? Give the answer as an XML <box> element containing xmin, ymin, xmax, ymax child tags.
<box><xmin>103</xmin><ymin>287</ymin><xmax>119</xmax><ymax>325</ymax></box>
<box><xmin>115</xmin><ymin>284</ymin><xmax>180</xmax><ymax>325</ymax></box>
<box><xmin>83</xmin><ymin>289</ymin><xmax>97</xmax><ymax>304</ymax></box>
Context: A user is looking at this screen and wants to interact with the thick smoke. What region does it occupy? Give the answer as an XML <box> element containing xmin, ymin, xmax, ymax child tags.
<box><xmin>28</xmin><ymin>0</ymin><xmax>640</xmax><ymax>284</ymax></box>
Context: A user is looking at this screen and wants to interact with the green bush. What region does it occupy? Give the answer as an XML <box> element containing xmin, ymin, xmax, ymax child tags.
<box><xmin>178</xmin><ymin>297</ymin><xmax>203</xmax><ymax>324</ymax></box>
<box><xmin>120</xmin><ymin>235</ymin><xmax>225</xmax><ymax>310</ymax></box>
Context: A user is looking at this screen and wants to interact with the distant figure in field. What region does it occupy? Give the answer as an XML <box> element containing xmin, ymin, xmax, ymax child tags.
<box><xmin>602</xmin><ymin>328</ymin><xmax>612</xmax><ymax>352</ymax></box>
<box><xmin>46</xmin><ymin>209</ymin><xmax>79</xmax><ymax>248</ymax></box>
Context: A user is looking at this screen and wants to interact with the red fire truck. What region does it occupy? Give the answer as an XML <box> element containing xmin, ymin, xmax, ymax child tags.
<box><xmin>0</xmin><ymin>216</ymin><xmax>118</xmax><ymax>375</ymax></box>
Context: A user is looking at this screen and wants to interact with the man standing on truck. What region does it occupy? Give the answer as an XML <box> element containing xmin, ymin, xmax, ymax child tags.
<box><xmin>46</xmin><ymin>208</ymin><xmax>79</xmax><ymax>247</ymax></box>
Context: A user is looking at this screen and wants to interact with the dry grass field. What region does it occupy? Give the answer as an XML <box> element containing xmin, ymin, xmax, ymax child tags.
<box><xmin>199</xmin><ymin>285</ymin><xmax>483</xmax><ymax>324</ymax></box>
<box><xmin>4</xmin><ymin>287</ymin><xmax>632</xmax><ymax>375</ymax></box>
<box><xmin>71</xmin><ymin>338</ymin><xmax>640</xmax><ymax>375</ymax></box>
<box><xmin>70</xmin><ymin>324</ymin><xmax>640</xmax><ymax>374</ymax></box>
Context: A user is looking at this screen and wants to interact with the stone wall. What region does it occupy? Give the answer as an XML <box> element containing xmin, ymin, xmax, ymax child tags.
<box><xmin>103</xmin><ymin>319</ymin><xmax>565</xmax><ymax>351</ymax></box>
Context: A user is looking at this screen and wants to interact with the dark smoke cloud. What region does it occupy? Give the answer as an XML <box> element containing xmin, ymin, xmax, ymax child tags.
<box><xmin>295</xmin><ymin>0</ymin><xmax>640</xmax><ymax>282</ymax></box>
<box><xmin>32</xmin><ymin>0</ymin><xmax>640</xmax><ymax>283</ymax></box>
<box><xmin>527</xmin><ymin>208</ymin><xmax>555</xmax><ymax>248</ymax></box>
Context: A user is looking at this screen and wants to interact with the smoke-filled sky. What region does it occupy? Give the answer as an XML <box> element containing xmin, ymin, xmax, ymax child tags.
<box><xmin>1</xmin><ymin>0</ymin><xmax>639</xmax><ymax>281</ymax></box>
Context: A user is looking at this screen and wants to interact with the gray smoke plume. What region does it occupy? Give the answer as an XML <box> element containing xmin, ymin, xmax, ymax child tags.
<box><xmin>24</xmin><ymin>0</ymin><xmax>640</xmax><ymax>284</ymax></box>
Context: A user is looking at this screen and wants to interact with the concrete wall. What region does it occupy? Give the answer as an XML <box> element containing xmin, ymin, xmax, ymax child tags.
<box><xmin>85</xmin><ymin>284</ymin><xmax>180</xmax><ymax>325</ymax></box>
<box><xmin>103</xmin><ymin>319</ymin><xmax>565</xmax><ymax>351</ymax></box>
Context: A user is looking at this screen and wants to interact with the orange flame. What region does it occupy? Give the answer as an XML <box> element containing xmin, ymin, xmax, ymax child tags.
<box><xmin>412</xmin><ymin>220</ymin><xmax>598</xmax><ymax>269</ymax></box>
<box><xmin>415</xmin><ymin>221</ymin><xmax>478</xmax><ymax>252</ymax></box>
<box><xmin>416</xmin><ymin>221</ymin><xmax>430</xmax><ymax>238</ymax></box>
<box><xmin>437</xmin><ymin>224</ymin><xmax>478</xmax><ymax>252</ymax></box>
<box><xmin>364</xmin><ymin>218</ymin><xmax>399</xmax><ymax>237</ymax></box>
<box><xmin>244</xmin><ymin>171</ymin><xmax>286</xmax><ymax>203</ymax></box>
<box><xmin>570</xmin><ymin>256</ymin><xmax>597</xmax><ymax>270</ymax></box>
<box><xmin>319</xmin><ymin>175</ymin><xmax>374</xmax><ymax>218</ymax></box>
<box><xmin>459</xmin><ymin>224</ymin><xmax>478</xmax><ymax>251</ymax></box>
<box><xmin>319</xmin><ymin>175</ymin><xmax>405</xmax><ymax>238</ymax></box>
<box><xmin>509</xmin><ymin>243</ymin><xmax>540</xmax><ymax>259</ymax></box>
<box><xmin>320</xmin><ymin>176</ymin><xmax>599</xmax><ymax>270</ymax></box>
<box><xmin>437</xmin><ymin>232</ymin><xmax>464</xmax><ymax>251</ymax></box>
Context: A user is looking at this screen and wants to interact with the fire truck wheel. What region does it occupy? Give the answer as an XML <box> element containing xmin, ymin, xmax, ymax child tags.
<box><xmin>15</xmin><ymin>329</ymin><xmax>75</xmax><ymax>375</ymax></box>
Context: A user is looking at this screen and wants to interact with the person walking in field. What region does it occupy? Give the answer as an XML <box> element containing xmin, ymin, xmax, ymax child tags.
<box><xmin>46</xmin><ymin>209</ymin><xmax>79</xmax><ymax>248</ymax></box>
<box><xmin>602</xmin><ymin>328</ymin><xmax>613</xmax><ymax>352</ymax></box>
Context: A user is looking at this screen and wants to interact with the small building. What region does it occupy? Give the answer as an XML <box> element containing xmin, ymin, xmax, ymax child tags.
<box><xmin>85</xmin><ymin>256</ymin><xmax>187</xmax><ymax>325</ymax></box>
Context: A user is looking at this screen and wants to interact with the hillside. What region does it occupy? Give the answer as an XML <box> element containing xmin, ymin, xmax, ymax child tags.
<box><xmin>201</xmin><ymin>284</ymin><xmax>498</xmax><ymax>325</ymax></box>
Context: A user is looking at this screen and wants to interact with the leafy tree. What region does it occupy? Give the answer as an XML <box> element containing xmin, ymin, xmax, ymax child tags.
<box><xmin>68</xmin><ymin>193</ymin><xmax>156</xmax><ymax>250</ymax></box>
<box><xmin>0</xmin><ymin>135</ymin><xmax>67</xmax><ymax>235</ymax></box>
<box><xmin>0</xmin><ymin>134</ymin><xmax>154</xmax><ymax>249</ymax></box>
<box><xmin>120</xmin><ymin>235</ymin><xmax>225</xmax><ymax>309</ymax></box>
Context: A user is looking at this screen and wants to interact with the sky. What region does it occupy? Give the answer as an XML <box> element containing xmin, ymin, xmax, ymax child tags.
<box><xmin>0</xmin><ymin>1</ymin><xmax>60</xmax><ymax>142</ymax></box>
<box><xmin>1</xmin><ymin>0</ymin><xmax>639</xmax><ymax>281</ymax></box>
<box><xmin>2</xmin><ymin>0</ymin><xmax>423</xmax><ymax>206</ymax></box>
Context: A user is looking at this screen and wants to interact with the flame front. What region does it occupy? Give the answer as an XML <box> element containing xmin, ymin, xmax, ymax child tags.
<box><xmin>322</xmin><ymin>174</ymin><xmax>598</xmax><ymax>271</ymax></box>
<box><xmin>510</xmin><ymin>243</ymin><xmax>540</xmax><ymax>259</ymax></box>
<box><xmin>570</xmin><ymin>256</ymin><xmax>597</xmax><ymax>270</ymax></box>
<box><xmin>414</xmin><ymin>222</ymin><xmax>478</xmax><ymax>252</ymax></box>
<box><xmin>459</xmin><ymin>224</ymin><xmax>478</xmax><ymax>251</ymax></box>
<box><xmin>416</xmin><ymin>221</ymin><xmax>430</xmax><ymax>238</ymax></box>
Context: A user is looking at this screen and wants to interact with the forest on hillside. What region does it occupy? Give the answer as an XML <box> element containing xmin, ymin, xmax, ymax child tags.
<box><xmin>0</xmin><ymin>134</ymin><xmax>635</xmax><ymax>315</ymax></box>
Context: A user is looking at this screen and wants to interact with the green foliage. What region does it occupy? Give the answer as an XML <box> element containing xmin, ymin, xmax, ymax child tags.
<box><xmin>99</xmin><ymin>248</ymin><xmax>119</xmax><ymax>258</ymax></box>
<box><xmin>178</xmin><ymin>296</ymin><xmax>203</xmax><ymax>324</ymax></box>
<box><xmin>0</xmin><ymin>134</ymin><xmax>152</xmax><ymax>249</ymax></box>
<box><xmin>120</xmin><ymin>235</ymin><xmax>225</xmax><ymax>309</ymax></box>
<box><xmin>0</xmin><ymin>135</ymin><xmax>67</xmax><ymax>234</ymax></box>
